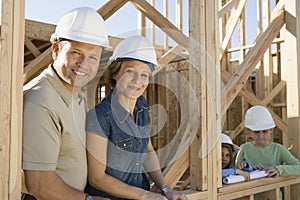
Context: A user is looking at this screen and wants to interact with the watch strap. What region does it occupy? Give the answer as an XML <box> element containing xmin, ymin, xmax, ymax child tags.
<box><xmin>85</xmin><ymin>194</ymin><xmax>93</xmax><ymax>200</ymax></box>
<box><xmin>161</xmin><ymin>185</ymin><xmax>171</xmax><ymax>195</ymax></box>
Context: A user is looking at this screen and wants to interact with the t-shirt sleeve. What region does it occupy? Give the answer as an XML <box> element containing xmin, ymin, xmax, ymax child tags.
<box><xmin>235</xmin><ymin>145</ymin><xmax>245</xmax><ymax>164</ymax></box>
<box><xmin>276</xmin><ymin>145</ymin><xmax>300</xmax><ymax>176</ymax></box>
<box><xmin>86</xmin><ymin>107</ymin><xmax>109</xmax><ymax>138</ymax></box>
<box><xmin>22</xmin><ymin>103</ymin><xmax>60</xmax><ymax>170</ymax></box>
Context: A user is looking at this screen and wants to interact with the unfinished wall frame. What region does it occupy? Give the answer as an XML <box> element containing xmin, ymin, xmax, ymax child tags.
<box><xmin>2</xmin><ymin>0</ymin><xmax>300</xmax><ymax>199</ymax></box>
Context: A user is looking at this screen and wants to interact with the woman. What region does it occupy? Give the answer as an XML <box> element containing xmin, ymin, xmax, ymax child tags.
<box><xmin>85</xmin><ymin>35</ymin><xmax>187</xmax><ymax>200</ymax></box>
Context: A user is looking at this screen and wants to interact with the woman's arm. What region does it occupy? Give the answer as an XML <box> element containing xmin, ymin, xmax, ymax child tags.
<box><xmin>87</xmin><ymin>133</ymin><xmax>166</xmax><ymax>200</ymax></box>
<box><xmin>144</xmin><ymin>140</ymin><xmax>187</xmax><ymax>200</ymax></box>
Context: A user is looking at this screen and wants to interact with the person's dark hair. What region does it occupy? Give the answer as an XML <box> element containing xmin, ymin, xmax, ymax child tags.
<box><xmin>103</xmin><ymin>60</ymin><xmax>153</xmax><ymax>88</ymax></box>
<box><xmin>103</xmin><ymin>61</ymin><xmax>122</xmax><ymax>87</ymax></box>
<box><xmin>222</xmin><ymin>143</ymin><xmax>235</xmax><ymax>168</ymax></box>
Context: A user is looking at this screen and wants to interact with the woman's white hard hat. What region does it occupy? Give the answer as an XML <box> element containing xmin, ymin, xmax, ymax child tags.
<box><xmin>50</xmin><ymin>7</ymin><xmax>110</xmax><ymax>48</ymax></box>
<box><xmin>108</xmin><ymin>35</ymin><xmax>158</xmax><ymax>71</ymax></box>
<box><xmin>244</xmin><ymin>105</ymin><xmax>275</xmax><ymax>131</ymax></box>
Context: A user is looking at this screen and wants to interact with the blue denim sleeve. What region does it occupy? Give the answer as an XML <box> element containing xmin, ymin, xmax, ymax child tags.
<box><xmin>86</xmin><ymin>107</ymin><xmax>109</xmax><ymax>138</ymax></box>
<box><xmin>242</xmin><ymin>161</ymin><xmax>253</xmax><ymax>172</ymax></box>
<box><xmin>222</xmin><ymin>167</ymin><xmax>236</xmax><ymax>179</ymax></box>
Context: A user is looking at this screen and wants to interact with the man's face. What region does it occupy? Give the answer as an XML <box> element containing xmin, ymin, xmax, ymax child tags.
<box><xmin>52</xmin><ymin>40</ymin><xmax>102</xmax><ymax>92</ymax></box>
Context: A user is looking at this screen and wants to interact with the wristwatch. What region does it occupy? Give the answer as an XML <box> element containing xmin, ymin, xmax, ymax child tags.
<box><xmin>161</xmin><ymin>185</ymin><xmax>171</xmax><ymax>195</ymax></box>
<box><xmin>85</xmin><ymin>195</ymin><xmax>93</xmax><ymax>200</ymax></box>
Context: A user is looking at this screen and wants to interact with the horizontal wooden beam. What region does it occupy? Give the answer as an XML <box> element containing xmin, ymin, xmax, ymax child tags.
<box><xmin>218</xmin><ymin>176</ymin><xmax>300</xmax><ymax>200</ymax></box>
<box><xmin>25</xmin><ymin>19</ymin><xmax>55</xmax><ymax>41</ymax></box>
<box><xmin>222</xmin><ymin>9</ymin><xmax>285</xmax><ymax>115</ymax></box>
<box><xmin>185</xmin><ymin>176</ymin><xmax>300</xmax><ymax>200</ymax></box>
<box><xmin>184</xmin><ymin>189</ymin><xmax>208</xmax><ymax>200</ymax></box>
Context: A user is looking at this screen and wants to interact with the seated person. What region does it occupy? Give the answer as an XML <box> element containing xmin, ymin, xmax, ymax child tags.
<box><xmin>221</xmin><ymin>133</ymin><xmax>251</xmax><ymax>181</ymax></box>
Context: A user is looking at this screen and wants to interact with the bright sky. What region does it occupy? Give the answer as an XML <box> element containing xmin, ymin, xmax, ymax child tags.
<box><xmin>24</xmin><ymin>0</ymin><xmax>189</xmax><ymax>46</ymax></box>
<box><xmin>0</xmin><ymin>0</ymin><xmax>275</xmax><ymax>48</ymax></box>
<box><xmin>25</xmin><ymin>0</ymin><xmax>139</xmax><ymax>37</ymax></box>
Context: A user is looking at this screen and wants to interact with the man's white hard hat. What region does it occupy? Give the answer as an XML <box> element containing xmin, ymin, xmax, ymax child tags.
<box><xmin>245</xmin><ymin>105</ymin><xmax>275</xmax><ymax>131</ymax></box>
<box><xmin>221</xmin><ymin>133</ymin><xmax>240</xmax><ymax>153</ymax></box>
<box><xmin>50</xmin><ymin>7</ymin><xmax>110</xmax><ymax>48</ymax></box>
<box><xmin>108</xmin><ymin>35</ymin><xmax>158</xmax><ymax>71</ymax></box>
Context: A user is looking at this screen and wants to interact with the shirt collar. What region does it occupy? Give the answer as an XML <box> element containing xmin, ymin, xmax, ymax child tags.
<box><xmin>44</xmin><ymin>65</ymin><xmax>84</xmax><ymax>106</ymax></box>
<box><xmin>108</xmin><ymin>90</ymin><xmax>149</xmax><ymax>123</ymax></box>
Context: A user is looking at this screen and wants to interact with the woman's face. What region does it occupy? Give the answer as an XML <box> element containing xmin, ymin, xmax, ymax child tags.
<box><xmin>250</xmin><ymin>128</ymin><xmax>273</xmax><ymax>147</ymax></box>
<box><xmin>114</xmin><ymin>60</ymin><xmax>151</xmax><ymax>100</ymax></box>
<box><xmin>222</xmin><ymin>146</ymin><xmax>231</xmax><ymax>169</ymax></box>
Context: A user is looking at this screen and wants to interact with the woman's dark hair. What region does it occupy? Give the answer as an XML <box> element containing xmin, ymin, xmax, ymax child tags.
<box><xmin>103</xmin><ymin>60</ymin><xmax>153</xmax><ymax>88</ymax></box>
<box><xmin>103</xmin><ymin>61</ymin><xmax>122</xmax><ymax>87</ymax></box>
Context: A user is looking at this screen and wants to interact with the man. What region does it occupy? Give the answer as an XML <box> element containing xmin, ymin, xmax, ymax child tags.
<box><xmin>22</xmin><ymin>7</ymin><xmax>110</xmax><ymax>200</ymax></box>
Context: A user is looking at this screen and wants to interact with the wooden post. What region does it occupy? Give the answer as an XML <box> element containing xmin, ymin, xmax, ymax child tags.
<box><xmin>163</xmin><ymin>0</ymin><xmax>169</xmax><ymax>50</ymax></box>
<box><xmin>189</xmin><ymin>1</ymin><xmax>221</xmax><ymax>198</ymax></box>
<box><xmin>0</xmin><ymin>0</ymin><xmax>25</xmax><ymax>199</ymax></box>
<box><xmin>287</xmin><ymin>0</ymin><xmax>300</xmax><ymax>198</ymax></box>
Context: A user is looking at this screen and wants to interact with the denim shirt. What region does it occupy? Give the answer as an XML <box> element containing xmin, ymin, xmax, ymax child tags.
<box><xmin>222</xmin><ymin>162</ymin><xmax>253</xmax><ymax>183</ymax></box>
<box><xmin>85</xmin><ymin>90</ymin><xmax>151</xmax><ymax>199</ymax></box>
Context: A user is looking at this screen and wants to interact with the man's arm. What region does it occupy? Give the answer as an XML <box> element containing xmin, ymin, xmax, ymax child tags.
<box><xmin>25</xmin><ymin>170</ymin><xmax>86</xmax><ymax>200</ymax></box>
<box><xmin>24</xmin><ymin>170</ymin><xmax>109</xmax><ymax>200</ymax></box>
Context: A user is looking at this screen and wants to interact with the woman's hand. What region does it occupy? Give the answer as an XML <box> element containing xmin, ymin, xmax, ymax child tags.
<box><xmin>93</xmin><ymin>197</ymin><xmax>110</xmax><ymax>200</ymax></box>
<box><xmin>165</xmin><ymin>189</ymin><xmax>188</xmax><ymax>200</ymax></box>
<box><xmin>141</xmin><ymin>191</ymin><xmax>168</xmax><ymax>200</ymax></box>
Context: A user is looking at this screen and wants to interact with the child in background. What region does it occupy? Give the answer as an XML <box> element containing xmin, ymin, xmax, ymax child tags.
<box><xmin>221</xmin><ymin>133</ymin><xmax>251</xmax><ymax>181</ymax></box>
<box><xmin>236</xmin><ymin>105</ymin><xmax>300</xmax><ymax>199</ymax></box>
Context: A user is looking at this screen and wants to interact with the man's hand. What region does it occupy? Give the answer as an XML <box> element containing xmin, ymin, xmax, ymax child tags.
<box><xmin>265</xmin><ymin>166</ymin><xmax>279</xmax><ymax>177</ymax></box>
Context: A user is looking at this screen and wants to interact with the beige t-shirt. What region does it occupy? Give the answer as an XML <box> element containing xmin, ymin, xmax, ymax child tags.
<box><xmin>22</xmin><ymin>65</ymin><xmax>87</xmax><ymax>191</ymax></box>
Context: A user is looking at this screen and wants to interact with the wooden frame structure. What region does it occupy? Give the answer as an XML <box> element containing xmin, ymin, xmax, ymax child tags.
<box><xmin>1</xmin><ymin>0</ymin><xmax>300</xmax><ymax>199</ymax></box>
